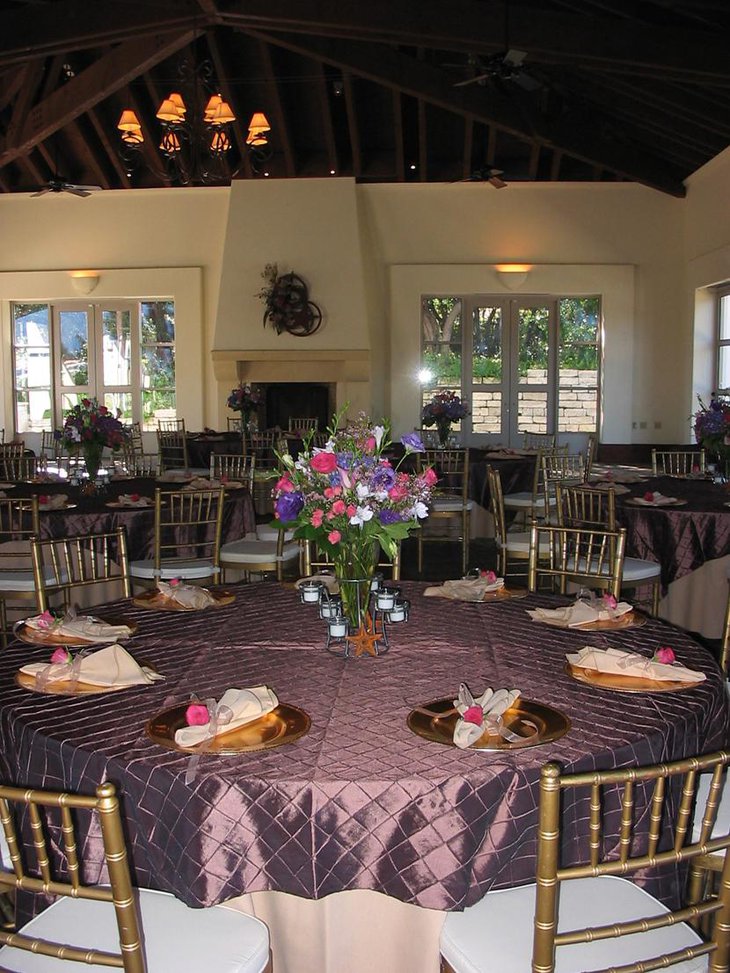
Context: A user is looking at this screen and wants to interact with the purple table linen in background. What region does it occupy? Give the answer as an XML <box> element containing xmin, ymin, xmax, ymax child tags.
<box><xmin>0</xmin><ymin>582</ymin><xmax>726</xmax><ymax>914</ymax></box>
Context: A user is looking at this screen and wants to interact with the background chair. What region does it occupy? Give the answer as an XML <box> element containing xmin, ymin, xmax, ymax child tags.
<box><xmin>38</xmin><ymin>430</ymin><xmax>62</xmax><ymax>474</ymax></box>
<box><xmin>502</xmin><ymin>446</ymin><xmax>567</xmax><ymax>525</ymax></box>
<box><xmin>528</xmin><ymin>521</ymin><xmax>627</xmax><ymax>598</ymax></box>
<box><xmin>0</xmin><ymin>780</ymin><xmax>271</xmax><ymax>973</ymax></box>
<box><xmin>157</xmin><ymin>418</ymin><xmax>189</xmax><ymax>471</ymax></box>
<box><xmin>288</xmin><ymin>417</ymin><xmax>318</xmax><ymax>432</ymax></box>
<box><xmin>487</xmin><ymin>465</ymin><xmax>544</xmax><ymax>582</ymax></box>
<box><xmin>652</xmin><ymin>448</ymin><xmax>706</xmax><ymax>476</ymax></box>
<box><xmin>523</xmin><ymin>431</ymin><xmax>556</xmax><ymax>450</ymax></box>
<box><xmin>441</xmin><ymin>751</ymin><xmax>730</xmax><ymax>973</ymax></box>
<box><xmin>129</xmin><ymin>488</ymin><xmax>225</xmax><ymax>587</ymax></box>
<box><xmin>0</xmin><ymin>497</ymin><xmax>40</xmax><ymax>647</ymax></box>
<box><xmin>556</xmin><ymin>482</ymin><xmax>661</xmax><ymax>613</ymax></box>
<box><xmin>417</xmin><ymin>448</ymin><xmax>472</xmax><ymax>576</ymax></box>
<box><xmin>249</xmin><ymin>432</ymin><xmax>280</xmax><ymax>518</ymax></box>
<box><xmin>301</xmin><ymin>538</ymin><xmax>401</xmax><ymax>580</ymax></box>
<box><xmin>211</xmin><ymin>453</ymin><xmax>255</xmax><ymax>489</ymax></box>
<box><xmin>31</xmin><ymin>527</ymin><xmax>131</xmax><ymax>613</ymax></box>
<box><xmin>221</xmin><ymin>526</ymin><xmax>301</xmax><ymax>582</ymax></box>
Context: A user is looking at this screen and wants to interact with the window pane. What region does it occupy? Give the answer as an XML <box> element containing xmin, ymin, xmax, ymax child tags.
<box><xmin>141</xmin><ymin>301</ymin><xmax>175</xmax><ymax>343</ymax></box>
<box><xmin>59</xmin><ymin>310</ymin><xmax>89</xmax><ymax>388</ymax></box>
<box><xmin>720</xmin><ymin>294</ymin><xmax>730</xmax><ymax>342</ymax></box>
<box><xmin>15</xmin><ymin>347</ymin><xmax>51</xmax><ymax>390</ymax></box>
<box><xmin>141</xmin><ymin>347</ymin><xmax>175</xmax><ymax>389</ymax></box>
<box><xmin>16</xmin><ymin>389</ymin><xmax>52</xmax><ymax>434</ymax></box>
<box><xmin>559</xmin><ymin>387</ymin><xmax>598</xmax><ymax>432</ymax></box>
<box><xmin>104</xmin><ymin>392</ymin><xmax>133</xmax><ymax>421</ymax></box>
<box><xmin>559</xmin><ymin>297</ymin><xmax>600</xmax><ymax>384</ymax></box>
<box><xmin>472</xmin><ymin>390</ymin><xmax>502</xmax><ymax>435</ymax></box>
<box><xmin>472</xmin><ymin>306</ymin><xmax>502</xmax><ymax>384</ymax></box>
<box><xmin>102</xmin><ymin>310</ymin><xmax>131</xmax><ymax>385</ymax></box>
<box><xmin>518</xmin><ymin>307</ymin><xmax>549</xmax><ymax>385</ymax></box>
<box><xmin>143</xmin><ymin>389</ymin><xmax>176</xmax><ymax>430</ymax></box>
<box><xmin>518</xmin><ymin>391</ymin><xmax>548</xmax><ymax>433</ymax></box>
<box><xmin>719</xmin><ymin>346</ymin><xmax>730</xmax><ymax>391</ymax></box>
<box><xmin>61</xmin><ymin>392</ymin><xmax>87</xmax><ymax>413</ymax></box>
<box><xmin>422</xmin><ymin>297</ymin><xmax>462</xmax><ymax>389</ymax></box>
<box><xmin>13</xmin><ymin>304</ymin><xmax>49</xmax><ymax>346</ymax></box>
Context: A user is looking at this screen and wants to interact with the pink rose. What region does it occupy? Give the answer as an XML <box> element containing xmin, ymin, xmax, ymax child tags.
<box><xmin>643</xmin><ymin>491</ymin><xmax>655</xmax><ymax>502</ymax></box>
<box><xmin>169</xmin><ymin>578</ymin><xmax>180</xmax><ymax>587</ymax></box>
<box><xmin>185</xmin><ymin>703</ymin><xmax>210</xmax><ymax>726</ymax></box>
<box><xmin>130</xmin><ymin>493</ymin><xmax>140</xmax><ymax>502</ymax></box>
<box><xmin>654</xmin><ymin>646</ymin><xmax>676</xmax><ymax>665</ymax></box>
<box><xmin>463</xmin><ymin>705</ymin><xmax>484</xmax><ymax>726</ymax></box>
<box><xmin>479</xmin><ymin>570</ymin><xmax>498</xmax><ymax>584</ymax></box>
<box><xmin>603</xmin><ymin>594</ymin><xmax>617</xmax><ymax>610</ymax></box>
<box><xmin>310</xmin><ymin>451</ymin><xmax>337</xmax><ymax>474</ymax></box>
<box><xmin>275</xmin><ymin>475</ymin><xmax>295</xmax><ymax>493</ymax></box>
<box><xmin>388</xmin><ymin>485</ymin><xmax>408</xmax><ymax>501</ymax></box>
<box><xmin>311</xmin><ymin>509</ymin><xmax>324</xmax><ymax>528</ymax></box>
<box><xmin>36</xmin><ymin>610</ymin><xmax>56</xmax><ymax>630</ymax></box>
<box><xmin>331</xmin><ymin>499</ymin><xmax>346</xmax><ymax>516</ymax></box>
<box><xmin>346</xmin><ymin>504</ymin><xmax>357</xmax><ymax>517</ymax></box>
<box><xmin>324</xmin><ymin>486</ymin><xmax>342</xmax><ymax>499</ymax></box>
<box><xmin>422</xmin><ymin>467</ymin><xmax>438</xmax><ymax>486</ymax></box>
<box><xmin>327</xmin><ymin>530</ymin><xmax>341</xmax><ymax>544</ymax></box>
<box><xmin>38</xmin><ymin>495</ymin><xmax>48</xmax><ymax>505</ymax></box>
<box><xmin>365</xmin><ymin>436</ymin><xmax>376</xmax><ymax>453</ymax></box>
<box><xmin>50</xmin><ymin>647</ymin><xmax>71</xmax><ymax>665</ymax></box>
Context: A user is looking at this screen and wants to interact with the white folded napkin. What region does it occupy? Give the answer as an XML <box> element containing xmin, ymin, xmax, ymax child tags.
<box><xmin>527</xmin><ymin>600</ymin><xmax>633</xmax><ymax>628</ymax></box>
<box><xmin>453</xmin><ymin>685</ymin><xmax>522</xmax><ymax>749</ymax></box>
<box><xmin>631</xmin><ymin>492</ymin><xmax>678</xmax><ymax>506</ymax></box>
<box><xmin>583</xmin><ymin>482</ymin><xmax>631</xmax><ymax>495</ymax></box>
<box><xmin>567</xmin><ymin>646</ymin><xmax>705</xmax><ymax>683</ymax></box>
<box><xmin>116</xmin><ymin>494</ymin><xmax>153</xmax><ymax>507</ymax></box>
<box><xmin>425</xmin><ymin>576</ymin><xmax>505</xmax><ymax>602</ymax></box>
<box><xmin>24</xmin><ymin>612</ymin><xmax>133</xmax><ymax>642</ymax></box>
<box><xmin>20</xmin><ymin>643</ymin><xmax>163</xmax><ymax>687</ymax></box>
<box><xmin>184</xmin><ymin>477</ymin><xmax>217</xmax><ymax>490</ymax></box>
<box><xmin>38</xmin><ymin>493</ymin><xmax>68</xmax><ymax>509</ymax></box>
<box><xmin>174</xmin><ymin>686</ymin><xmax>279</xmax><ymax>747</ymax></box>
<box><xmin>157</xmin><ymin>581</ymin><xmax>217</xmax><ymax>609</ymax></box>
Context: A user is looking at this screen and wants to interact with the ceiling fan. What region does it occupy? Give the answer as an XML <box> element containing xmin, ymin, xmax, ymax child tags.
<box><xmin>31</xmin><ymin>176</ymin><xmax>102</xmax><ymax>198</ymax></box>
<box><xmin>449</xmin><ymin>0</ymin><xmax>542</xmax><ymax>92</ymax></box>
<box><xmin>459</xmin><ymin>166</ymin><xmax>508</xmax><ymax>189</ymax></box>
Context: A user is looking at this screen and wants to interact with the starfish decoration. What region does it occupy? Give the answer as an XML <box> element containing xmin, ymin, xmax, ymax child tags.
<box><xmin>346</xmin><ymin>622</ymin><xmax>382</xmax><ymax>658</ymax></box>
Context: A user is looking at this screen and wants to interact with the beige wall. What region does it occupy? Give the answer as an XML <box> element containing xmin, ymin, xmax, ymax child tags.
<box><xmin>0</xmin><ymin>168</ymin><xmax>724</xmax><ymax>444</ymax></box>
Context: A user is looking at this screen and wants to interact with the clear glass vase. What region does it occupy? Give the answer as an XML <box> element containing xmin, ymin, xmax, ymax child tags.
<box><xmin>82</xmin><ymin>442</ymin><xmax>104</xmax><ymax>481</ymax></box>
<box><xmin>333</xmin><ymin>542</ymin><xmax>377</xmax><ymax>634</ymax></box>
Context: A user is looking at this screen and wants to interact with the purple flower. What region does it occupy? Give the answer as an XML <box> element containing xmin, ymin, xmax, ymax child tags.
<box><xmin>275</xmin><ymin>491</ymin><xmax>304</xmax><ymax>522</ymax></box>
<box><xmin>379</xmin><ymin>508</ymin><xmax>403</xmax><ymax>525</ymax></box>
<box><xmin>401</xmin><ymin>432</ymin><xmax>425</xmax><ymax>453</ymax></box>
<box><xmin>371</xmin><ymin>464</ymin><xmax>396</xmax><ymax>491</ymax></box>
<box><xmin>336</xmin><ymin>452</ymin><xmax>355</xmax><ymax>469</ymax></box>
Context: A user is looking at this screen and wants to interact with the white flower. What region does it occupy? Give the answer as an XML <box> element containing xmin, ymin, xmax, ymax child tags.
<box><xmin>349</xmin><ymin>505</ymin><xmax>374</xmax><ymax>526</ymax></box>
<box><xmin>373</xmin><ymin>425</ymin><xmax>386</xmax><ymax>447</ymax></box>
<box><xmin>68</xmin><ymin>426</ymin><xmax>81</xmax><ymax>443</ymax></box>
<box><xmin>355</xmin><ymin>482</ymin><xmax>371</xmax><ymax>501</ymax></box>
<box><xmin>281</xmin><ymin>453</ymin><xmax>295</xmax><ymax>468</ymax></box>
<box><xmin>413</xmin><ymin>501</ymin><xmax>429</xmax><ymax>519</ymax></box>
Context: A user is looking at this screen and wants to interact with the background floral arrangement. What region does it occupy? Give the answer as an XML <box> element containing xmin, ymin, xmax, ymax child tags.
<box><xmin>57</xmin><ymin>398</ymin><xmax>127</xmax><ymax>451</ymax></box>
<box><xmin>273</xmin><ymin>412</ymin><xmax>435</xmax><ymax>565</ymax></box>
<box><xmin>693</xmin><ymin>394</ymin><xmax>730</xmax><ymax>454</ymax></box>
<box><xmin>227</xmin><ymin>383</ymin><xmax>262</xmax><ymax>414</ymax></box>
<box><xmin>422</xmin><ymin>389</ymin><xmax>469</xmax><ymax>426</ymax></box>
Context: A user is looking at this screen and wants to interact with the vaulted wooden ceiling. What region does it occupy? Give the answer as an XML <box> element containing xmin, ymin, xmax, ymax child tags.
<box><xmin>0</xmin><ymin>0</ymin><xmax>728</xmax><ymax>198</ymax></box>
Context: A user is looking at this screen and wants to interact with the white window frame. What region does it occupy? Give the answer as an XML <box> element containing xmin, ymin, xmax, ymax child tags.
<box><xmin>717</xmin><ymin>285</ymin><xmax>730</xmax><ymax>396</ymax></box>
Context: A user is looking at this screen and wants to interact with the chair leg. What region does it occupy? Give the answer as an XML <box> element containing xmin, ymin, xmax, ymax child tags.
<box><xmin>651</xmin><ymin>579</ymin><xmax>660</xmax><ymax>616</ymax></box>
<box><xmin>417</xmin><ymin>531</ymin><xmax>424</xmax><ymax>575</ymax></box>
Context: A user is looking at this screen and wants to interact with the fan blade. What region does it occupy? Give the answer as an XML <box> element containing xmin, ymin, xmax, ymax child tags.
<box><xmin>489</xmin><ymin>174</ymin><xmax>508</xmax><ymax>189</ymax></box>
<box><xmin>30</xmin><ymin>188</ymin><xmax>52</xmax><ymax>197</ymax></box>
<box><xmin>64</xmin><ymin>186</ymin><xmax>91</xmax><ymax>197</ymax></box>
<box><xmin>453</xmin><ymin>73</ymin><xmax>489</xmax><ymax>88</ymax></box>
<box><xmin>504</xmin><ymin>49</ymin><xmax>528</xmax><ymax>67</ymax></box>
<box><xmin>67</xmin><ymin>184</ymin><xmax>102</xmax><ymax>192</ymax></box>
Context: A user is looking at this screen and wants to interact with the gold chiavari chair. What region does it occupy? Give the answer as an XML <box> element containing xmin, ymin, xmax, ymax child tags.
<box><xmin>227</xmin><ymin>416</ymin><xmax>245</xmax><ymax>434</ymax></box>
<box><xmin>118</xmin><ymin>445</ymin><xmax>160</xmax><ymax>478</ymax></box>
<box><xmin>487</xmin><ymin>466</ymin><xmax>547</xmax><ymax>581</ymax></box>
<box><xmin>523</xmin><ymin>431</ymin><xmax>557</xmax><ymax>450</ymax></box>
<box><xmin>556</xmin><ymin>483</ymin><xmax>661</xmax><ymax>614</ymax></box>
<box><xmin>503</xmin><ymin>446</ymin><xmax>567</xmax><ymax>524</ymax></box>
<box><xmin>0</xmin><ymin>497</ymin><xmax>40</xmax><ymax>647</ymax></box>
<box><xmin>652</xmin><ymin>448</ymin><xmax>706</xmax><ymax>476</ymax></box>
<box><xmin>301</xmin><ymin>538</ymin><xmax>401</xmax><ymax>580</ymax></box>
<box><xmin>129</xmin><ymin>488</ymin><xmax>225</xmax><ymax>588</ymax></box>
<box><xmin>288</xmin><ymin>417</ymin><xmax>318</xmax><ymax>432</ymax></box>
<box><xmin>527</xmin><ymin>522</ymin><xmax>627</xmax><ymax>599</ymax></box>
<box><xmin>249</xmin><ymin>432</ymin><xmax>280</xmax><ymax>517</ymax></box>
<box><xmin>584</xmin><ymin>434</ymin><xmax>597</xmax><ymax>479</ymax></box>
<box><xmin>210</xmin><ymin>453</ymin><xmax>255</xmax><ymax>489</ymax></box>
<box><xmin>417</xmin><ymin>448</ymin><xmax>473</xmax><ymax>576</ymax></box>
<box><xmin>157</xmin><ymin>418</ymin><xmax>189</xmax><ymax>470</ymax></box>
<box><xmin>0</xmin><ymin>781</ymin><xmax>272</xmax><ymax>973</ymax></box>
<box><xmin>31</xmin><ymin>527</ymin><xmax>131</xmax><ymax>613</ymax></box>
<box><xmin>541</xmin><ymin>452</ymin><xmax>588</xmax><ymax>519</ymax></box>
<box><xmin>441</xmin><ymin>750</ymin><xmax>730</xmax><ymax>973</ymax></box>
<box><xmin>38</xmin><ymin>430</ymin><xmax>62</xmax><ymax>473</ymax></box>
<box><xmin>0</xmin><ymin>455</ymin><xmax>37</xmax><ymax>483</ymax></box>
<box><xmin>221</xmin><ymin>527</ymin><xmax>301</xmax><ymax>583</ymax></box>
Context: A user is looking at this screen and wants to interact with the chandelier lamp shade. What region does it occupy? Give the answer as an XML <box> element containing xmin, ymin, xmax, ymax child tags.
<box><xmin>117</xmin><ymin>59</ymin><xmax>269</xmax><ymax>184</ymax></box>
<box><xmin>246</xmin><ymin>111</ymin><xmax>273</xmax><ymax>172</ymax></box>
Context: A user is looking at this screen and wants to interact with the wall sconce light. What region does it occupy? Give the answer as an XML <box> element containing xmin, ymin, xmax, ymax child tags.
<box><xmin>494</xmin><ymin>264</ymin><xmax>532</xmax><ymax>290</ymax></box>
<box><xmin>69</xmin><ymin>271</ymin><xmax>100</xmax><ymax>295</ymax></box>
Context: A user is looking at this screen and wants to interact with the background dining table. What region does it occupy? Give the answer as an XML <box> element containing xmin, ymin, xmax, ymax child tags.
<box><xmin>0</xmin><ymin>581</ymin><xmax>726</xmax><ymax>973</ymax></box>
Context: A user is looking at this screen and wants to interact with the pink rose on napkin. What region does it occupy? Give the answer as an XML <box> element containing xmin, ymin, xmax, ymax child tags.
<box><xmin>643</xmin><ymin>491</ymin><xmax>655</xmax><ymax>502</ymax></box>
<box><xmin>185</xmin><ymin>703</ymin><xmax>210</xmax><ymax>726</ymax></box>
<box><xmin>35</xmin><ymin>610</ymin><xmax>56</xmax><ymax>630</ymax></box>
<box><xmin>130</xmin><ymin>493</ymin><xmax>140</xmax><ymax>502</ymax></box>
<box><xmin>479</xmin><ymin>570</ymin><xmax>498</xmax><ymax>584</ymax></box>
<box><xmin>38</xmin><ymin>495</ymin><xmax>48</xmax><ymax>505</ymax></box>
<box><xmin>463</xmin><ymin>705</ymin><xmax>484</xmax><ymax>726</ymax></box>
<box><xmin>50</xmin><ymin>647</ymin><xmax>71</xmax><ymax>664</ymax></box>
<box><xmin>654</xmin><ymin>646</ymin><xmax>676</xmax><ymax>665</ymax></box>
<box><xmin>603</xmin><ymin>594</ymin><xmax>618</xmax><ymax>610</ymax></box>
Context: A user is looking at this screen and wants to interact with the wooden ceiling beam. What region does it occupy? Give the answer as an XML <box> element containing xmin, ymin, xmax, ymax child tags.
<box><xmin>119</xmin><ymin>84</ymin><xmax>170</xmax><ymax>184</ymax></box>
<box><xmin>85</xmin><ymin>106</ymin><xmax>132</xmax><ymax>189</ymax></box>
<box><xmin>315</xmin><ymin>64</ymin><xmax>338</xmax><ymax>175</ymax></box>
<box><xmin>68</xmin><ymin>118</ymin><xmax>112</xmax><ymax>189</ymax></box>
<box><xmin>256</xmin><ymin>38</ymin><xmax>295</xmax><ymax>177</ymax></box>
<box><xmin>0</xmin><ymin>30</ymin><xmax>197</xmax><ymax>168</ymax></box>
<box><xmin>342</xmin><ymin>72</ymin><xmax>361</xmax><ymax>179</ymax></box>
<box><xmin>249</xmin><ymin>30</ymin><xmax>687</xmax><ymax>196</ymax></box>
<box><xmin>204</xmin><ymin>30</ymin><xmax>252</xmax><ymax>179</ymax></box>
<box><xmin>0</xmin><ymin>1</ymin><xmax>208</xmax><ymax>66</ymax></box>
<box><xmin>220</xmin><ymin>0</ymin><xmax>730</xmax><ymax>83</ymax></box>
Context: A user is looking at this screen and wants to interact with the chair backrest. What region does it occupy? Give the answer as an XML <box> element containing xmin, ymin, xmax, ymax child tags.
<box><xmin>555</xmin><ymin>482</ymin><xmax>617</xmax><ymax>530</ymax></box>
<box><xmin>0</xmin><ymin>454</ymin><xmax>37</xmax><ymax>482</ymax></box>
<box><xmin>524</xmin><ymin>432</ymin><xmax>556</xmax><ymax>450</ymax></box>
<box><xmin>39</xmin><ymin>430</ymin><xmax>61</xmax><ymax>465</ymax></box>
<box><xmin>118</xmin><ymin>443</ymin><xmax>159</xmax><ymax>477</ymax></box>
<box><xmin>528</xmin><ymin>522</ymin><xmax>626</xmax><ymax>597</ymax></box>
<box><xmin>249</xmin><ymin>432</ymin><xmax>279</xmax><ymax>471</ymax></box>
<box><xmin>301</xmin><ymin>539</ymin><xmax>401</xmax><ymax>581</ymax></box>
<box><xmin>0</xmin><ymin>780</ymin><xmax>145</xmax><ymax>972</ymax></box>
<box><xmin>541</xmin><ymin>452</ymin><xmax>587</xmax><ymax>512</ymax></box>
<box><xmin>486</xmin><ymin>465</ymin><xmax>509</xmax><ymax>576</ymax></box>
<box><xmin>154</xmin><ymin>488</ymin><xmax>225</xmax><ymax>579</ymax></box>
<box><xmin>288</xmin><ymin>417</ymin><xmax>318</xmax><ymax>432</ymax></box>
<box><xmin>129</xmin><ymin>421</ymin><xmax>144</xmax><ymax>454</ymax></box>
<box><xmin>721</xmin><ymin>578</ymin><xmax>730</xmax><ymax>676</ymax></box>
<box><xmin>211</xmin><ymin>453</ymin><xmax>255</xmax><ymax>489</ymax></box>
<box><xmin>227</xmin><ymin>416</ymin><xmax>245</xmax><ymax>434</ymax></box>
<box><xmin>419</xmin><ymin>448</ymin><xmax>469</xmax><ymax>502</ymax></box>
<box><xmin>31</xmin><ymin>527</ymin><xmax>132</xmax><ymax>612</ymax></box>
<box><xmin>532</xmin><ymin>751</ymin><xmax>730</xmax><ymax>973</ymax></box>
<box><xmin>584</xmin><ymin>434</ymin><xmax>597</xmax><ymax>478</ymax></box>
<box><xmin>652</xmin><ymin>448</ymin><xmax>706</xmax><ymax>476</ymax></box>
<box><xmin>157</xmin><ymin>424</ymin><xmax>189</xmax><ymax>470</ymax></box>
<box><xmin>158</xmin><ymin>418</ymin><xmax>185</xmax><ymax>433</ymax></box>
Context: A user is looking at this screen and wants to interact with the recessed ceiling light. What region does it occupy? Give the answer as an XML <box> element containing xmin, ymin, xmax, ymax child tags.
<box><xmin>410</xmin><ymin>164</ymin><xmax>417</xmax><ymax>170</ymax></box>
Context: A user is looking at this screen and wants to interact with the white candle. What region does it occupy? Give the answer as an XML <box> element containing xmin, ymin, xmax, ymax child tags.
<box><xmin>377</xmin><ymin>591</ymin><xmax>396</xmax><ymax>611</ymax></box>
<box><xmin>301</xmin><ymin>583</ymin><xmax>322</xmax><ymax>604</ymax></box>
<box><xmin>329</xmin><ymin>616</ymin><xmax>347</xmax><ymax>638</ymax></box>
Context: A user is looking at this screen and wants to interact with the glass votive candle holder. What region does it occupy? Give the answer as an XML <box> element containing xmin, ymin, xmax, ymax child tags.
<box><xmin>387</xmin><ymin>598</ymin><xmax>410</xmax><ymax>623</ymax></box>
<box><xmin>370</xmin><ymin>572</ymin><xmax>384</xmax><ymax>592</ymax></box>
<box><xmin>376</xmin><ymin>588</ymin><xmax>397</xmax><ymax>611</ymax></box>
<box><xmin>320</xmin><ymin>596</ymin><xmax>342</xmax><ymax>619</ymax></box>
<box><xmin>300</xmin><ymin>581</ymin><xmax>323</xmax><ymax>604</ymax></box>
<box><xmin>328</xmin><ymin>615</ymin><xmax>348</xmax><ymax>638</ymax></box>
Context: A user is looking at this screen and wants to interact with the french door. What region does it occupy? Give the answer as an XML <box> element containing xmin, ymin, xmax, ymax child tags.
<box><xmin>466</xmin><ymin>296</ymin><xmax>557</xmax><ymax>446</ymax></box>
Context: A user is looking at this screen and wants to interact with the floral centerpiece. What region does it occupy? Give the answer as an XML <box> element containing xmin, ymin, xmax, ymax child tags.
<box><xmin>57</xmin><ymin>397</ymin><xmax>127</xmax><ymax>480</ymax></box>
<box><xmin>273</xmin><ymin>413</ymin><xmax>436</xmax><ymax>634</ymax></box>
<box><xmin>227</xmin><ymin>384</ymin><xmax>261</xmax><ymax>426</ymax></box>
<box><xmin>693</xmin><ymin>394</ymin><xmax>730</xmax><ymax>475</ymax></box>
<box><xmin>422</xmin><ymin>390</ymin><xmax>469</xmax><ymax>447</ymax></box>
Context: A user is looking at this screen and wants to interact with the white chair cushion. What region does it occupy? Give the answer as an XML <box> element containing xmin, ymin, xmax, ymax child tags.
<box><xmin>692</xmin><ymin>771</ymin><xmax>730</xmax><ymax>843</ymax></box>
<box><xmin>622</xmin><ymin>557</ymin><xmax>661</xmax><ymax>582</ymax></box>
<box><xmin>503</xmin><ymin>493</ymin><xmax>556</xmax><ymax>509</ymax></box>
<box><xmin>0</xmin><ymin>566</ymin><xmax>62</xmax><ymax>593</ymax></box>
<box><xmin>500</xmin><ymin>532</ymin><xmax>550</xmax><ymax>555</ymax></box>
<box><xmin>220</xmin><ymin>539</ymin><xmax>300</xmax><ymax>565</ymax></box>
<box><xmin>440</xmin><ymin>875</ymin><xmax>704</xmax><ymax>973</ymax></box>
<box><xmin>0</xmin><ymin>888</ymin><xmax>270</xmax><ymax>972</ymax></box>
<box><xmin>255</xmin><ymin>524</ymin><xmax>295</xmax><ymax>543</ymax></box>
<box><xmin>129</xmin><ymin>559</ymin><xmax>215</xmax><ymax>580</ymax></box>
<box><xmin>431</xmin><ymin>499</ymin><xmax>474</xmax><ymax>512</ymax></box>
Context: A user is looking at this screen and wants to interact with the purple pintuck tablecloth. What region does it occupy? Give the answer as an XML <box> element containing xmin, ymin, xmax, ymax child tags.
<box><xmin>0</xmin><ymin>582</ymin><xmax>727</xmax><ymax>913</ymax></box>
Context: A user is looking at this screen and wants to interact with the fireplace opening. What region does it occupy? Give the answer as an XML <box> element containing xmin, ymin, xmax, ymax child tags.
<box><xmin>262</xmin><ymin>383</ymin><xmax>335</xmax><ymax>431</ymax></box>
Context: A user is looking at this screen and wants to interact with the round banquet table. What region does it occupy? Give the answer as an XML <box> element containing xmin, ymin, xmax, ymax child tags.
<box><xmin>615</xmin><ymin>475</ymin><xmax>730</xmax><ymax>637</ymax></box>
<box><xmin>0</xmin><ymin>582</ymin><xmax>727</xmax><ymax>973</ymax></box>
<box><xmin>184</xmin><ymin>431</ymin><xmax>244</xmax><ymax>470</ymax></box>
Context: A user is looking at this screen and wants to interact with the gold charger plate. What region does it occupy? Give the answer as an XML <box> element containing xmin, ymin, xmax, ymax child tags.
<box><xmin>407</xmin><ymin>697</ymin><xmax>570</xmax><ymax>751</ymax></box>
<box><xmin>105</xmin><ymin>500</ymin><xmax>154</xmax><ymax>509</ymax></box>
<box><xmin>567</xmin><ymin>662</ymin><xmax>701</xmax><ymax>694</ymax></box>
<box><xmin>146</xmin><ymin>702</ymin><xmax>311</xmax><ymax>754</ymax></box>
<box><xmin>132</xmin><ymin>589</ymin><xmax>235</xmax><ymax>611</ymax></box>
<box><xmin>39</xmin><ymin>503</ymin><xmax>77</xmax><ymax>511</ymax></box>
<box><xmin>482</xmin><ymin>587</ymin><xmax>528</xmax><ymax>601</ymax></box>
<box><xmin>15</xmin><ymin>615</ymin><xmax>138</xmax><ymax>646</ymax></box>
<box><xmin>15</xmin><ymin>672</ymin><xmax>133</xmax><ymax>695</ymax></box>
<box><xmin>625</xmin><ymin>498</ymin><xmax>688</xmax><ymax>507</ymax></box>
<box><xmin>533</xmin><ymin>610</ymin><xmax>647</xmax><ymax>631</ymax></box>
